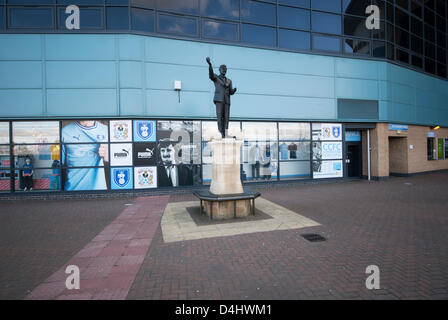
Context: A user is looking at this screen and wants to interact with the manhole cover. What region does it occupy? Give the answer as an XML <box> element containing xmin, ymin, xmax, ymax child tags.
<box><xmin>301</xmin><ymin>233</ymin><xmax>327</xmax><ymax>242</ymax></box>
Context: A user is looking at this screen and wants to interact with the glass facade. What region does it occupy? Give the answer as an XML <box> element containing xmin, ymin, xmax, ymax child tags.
<box><xmin>0</xmin><ymin>119</ymin><xmax>347</xmax><ymax>193</ymax></box>
<box><xmin>0</xmin><ymin>0</ymin><xmax>446</xmax><ymax>80</ymax></box>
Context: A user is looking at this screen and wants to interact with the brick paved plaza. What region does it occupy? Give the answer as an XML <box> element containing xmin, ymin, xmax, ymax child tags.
<box><xmin>1</xmin><ymin>173</ymin><xmax>447</xmax><ymax>300</ymax></box>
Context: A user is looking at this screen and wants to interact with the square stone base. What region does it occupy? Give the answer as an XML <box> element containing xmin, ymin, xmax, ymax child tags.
<box><xmin>203</xmin><ymin>199</ymin><xmax>251</xmax><ymax>220</ymax></box>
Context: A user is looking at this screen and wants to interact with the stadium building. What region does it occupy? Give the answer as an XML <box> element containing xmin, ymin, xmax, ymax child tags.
<box><xmin>0</xmin><ymin>0</ymin><xmax>447</xmax><ymax>194</ymax></box>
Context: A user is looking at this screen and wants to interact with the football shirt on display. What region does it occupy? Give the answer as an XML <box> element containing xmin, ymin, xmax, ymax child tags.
<box><xmin>61</xmin><ymin>121</ymin><xmax>108</xmax><ymax>190</ymax></box>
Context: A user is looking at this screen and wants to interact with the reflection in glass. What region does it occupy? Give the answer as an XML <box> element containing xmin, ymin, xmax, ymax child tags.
<box><xmin>131</xmin><ymin>0</ymin><xmax>154</xmax><ymax>8</ymax></box>
<box><xmin>241</xmin><ymin>0</ymin><xmax>276</xmax><ymax>26</ymax></box>
<box><xmin>0</xmin><ymin>6</ymin><xmax>4</xmax><ymax>30</ymax></box>
<box><xmin>278</xmin><ymin>29</ymin><xmax>310</xmax><ymax>50</ymax></box>
<box><xmin>344</xmin><ymin>38</ymin><xmax>370</xmax><ymax>55</ymax></box>
<box><xmin>411</xmin><ymin>35</ymin><xmax>423</xmax><ymax>54</ymax></box>
<box><xmin>279</xmin><ymin>122</ymin><xmax>310</xmax><ymax>140</ymax></box>
<box><xmin>202</xmin><ymin>20</ymin><xmax>238</xmax><ymax>41</ymax></box>
<box><xmin>241</xmin><ymin>24</ymin><xmax>276</xmax><ymax>47</ymax></box>
<box><xmin>106</xmin><ymin>6</ymin><xmax>129</xmax><ymax>30</ymax></box>
<box><xmin>396</xmin><ymin>48</ymin><xmax>409</xmax><ymax>63</ymax></box>
<box><xmin>342</xmin><ymin>0</ymin><xmax>370</xmax><ymax>16</ymax></box>
<box><xmin>278</xmin><ymin>0</ymin><xmax>310</xmax><ymax>7</ymax></box>
<box><xmin>242</xmin><ymin>122</ymin><xmax>277</xmax><ymax>142</ymax></box>
<box><xmin>395</xmin><ymin>27</ymin><xmax>409</xmax><ymax>49</ymax></box>
<box><xmin>200</xmin><ymin>0</ymin><xmax>239</xmax><ymax>20</ymax></box>
<box><xmin>9</xmin><ymin>7</ymin><xmax>54</xmax><ymax>28</ymax></box>
<box><xmin>312</xmin><ymin>0</ymin><xmax>341</xmax><ymax>13</ymax></box>
<box><xmin>313</xmin><ymin>34</ymin><xmax>341</xmax><ymax>52</ymax></box>
<box><xmin>156</xmin><ymin>0</ymin><xmax>198</xmax><ymax>15</ymax></box>
<box><xmin>158</xmin><ymin>13</ymin><xmax>198</xmax><ymax>36</ymax></box>
<box><xmin>131</xmin><ymin>7</ymin><xmax>154</xmax><ymax>32</ymax></box>
<box><xmin>395</xmin><ymin>7</ymin><xmax>409</xmax><ymax>30</ymax></box>
<box><xmin>0</xmin><ymin>122</ymin><xmax>9</xmax><ymax>144</ymax></box>
<box><xmin>279</xmin><ymin>142</ymin><xmax>310</xmax><ymax>160</ymax></box>
<box><xmin>13</xmin><ymin>121</ymin><xmax>60</xmax><ymax>144</ymax></box>
<box><xmin>278</xmin><ymin>6</ymin><xmax>310</xmax><ymax>30</ymax></box>
<box><xmin>411</xmin><ymin>17</ymin><xmax>422</xmax><ymax>37</ymax></box>
<box><xmin>372</xmin><ymin>41</ymin><xmax>386</xmax><ymax>58</ymax></box>
<box><xmin>312</xmin><ymin>11</ymin><xmax>341</xmax><ymax>35</ymax></box>
<box><xmin>411</xmin><ymin>55</ymin><xmax>423</xmax><ymax>68</ymax></box>
<box><xmin>344</xmin><ymin>15</ymin><xmax>370</xmax><ymax>38</ymax></box>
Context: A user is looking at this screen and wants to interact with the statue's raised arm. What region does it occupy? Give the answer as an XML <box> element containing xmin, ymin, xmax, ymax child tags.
<box><xmin>206</xmin><ymin>57</ymin><xmax>216</xmax><ymax>82</ymax></box>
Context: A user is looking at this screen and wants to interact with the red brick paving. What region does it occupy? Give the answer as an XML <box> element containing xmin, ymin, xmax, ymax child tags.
<box><xmin>2</xmin><ymin>173</ymin><xmax>448</xmax><ymax>300</ymax></box>
<box><xmin>25</xmin><ymin>195</ymin><xmax>169</xmax><ymax>300</ymax></box>
<box><xmin>127</xmin><ymin>173</ymin><xmax>448</xmax><ymax>300</ymax></box>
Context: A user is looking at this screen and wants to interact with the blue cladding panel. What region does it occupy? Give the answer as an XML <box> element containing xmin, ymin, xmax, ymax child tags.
<box><xmin>335</xmin><ymin>78</ymin><xmax>378</xmax><ymax>100</ymax></box>
<box><xmin>120</xmin><ymin>61</ymin><xmax>142</xmax><ymax>88</ymax></box>
<box><xmin>0</xmin><ymin>61</ymin><xmax>42</xmax><ymax>88</ymax></box>
<box><xmin>0</xmin><ymin>34</ymin><xmax>42</xmax><ymax>60</ymax></box>
<box><xmin>145</xmin><ymin>37</ymin><xmax>208</xmax><ymax>66</ymax></box>
<box><xmin>146</xmin><ymin>63</ymin><xmax>209</xmax><ymax>91</ymax></box>
<box><xmin>45</xmin><ymin>35</ymin><xmax>116</xmax><ymax>60</ymax></box>
<box><xmin>0</xmin><ymin>90</ymin><xmax>43</xmax><ymax>116</ymax></box>
<box><xmin>335</xmin><ymin>58</ymin><xmax>378</xmax><ymax>80</ymax></box>
<box><xmin>46</xmin><ymin>89</ymin><xmax>117</xmax><ymax>116</ymax></box>
<box><xmin>233</xmin><ymin>70</ymin><xmax>334</xmax><ymax>98</ymax></box>
<box><xmin>119</xmin><ymin>35</ymin><xmax>143</xmax><ymax>61</ymax></box>
<box><xmin>0</xmin><ymin>34</ymin><xmax>447</xmax><ymax>126</ymax></box>
<box><xmin>146</xmin><ymin>90</ymin><xmax>211</xmax><ymax>117</ymax></box>
<box><xmin>46</xmin><ymin>61</ymin><xmax>116</xmax><ymax>88</ymax></box>
<box><xmin>120</xmin><ymin>89</ymin><xmax>144</xmax><ymax>115</ymax></box>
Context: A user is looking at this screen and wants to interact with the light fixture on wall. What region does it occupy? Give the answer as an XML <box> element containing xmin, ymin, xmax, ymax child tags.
<box><xmin>430</xmin><ymin>125</ymin><xmax>440</xmax><ymax>130</ymax></box>
<box><xmin>174</xmin><ymin>80</ymin><xmax>182</xmax><ymax>103</ymax></box>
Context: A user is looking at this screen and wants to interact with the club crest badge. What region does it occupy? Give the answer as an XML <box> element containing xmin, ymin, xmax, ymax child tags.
<box><xmin>332</xmin><ymin>126</ymin><xmax>341</xmax><ymax>139</ymax></box>
<box><xmin>113</xmin><ymin>168</ymin><xmax>131</xmax><ymax>188</ymax></box>
<box><xmin>137</xmin><ymin>122</ymin><xmax>153</xmax><ymax>140</ymax></box>
<box><xmin>138</xmin><ymin>167</ymin><xmax>154</xmax><ymax>186</ymax></box>
<box><xmin>113</xmin><ymin>123</ymin><xmax>129</xmax><ymax>140</ymax></box>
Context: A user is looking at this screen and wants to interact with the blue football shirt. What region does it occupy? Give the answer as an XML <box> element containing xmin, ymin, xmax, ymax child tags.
<box><xmin>62</xmin><ymin>121</ymin><xmax>108</xmax><ymax>190</ymax></box>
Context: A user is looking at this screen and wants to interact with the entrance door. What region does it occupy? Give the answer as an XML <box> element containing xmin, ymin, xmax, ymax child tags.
<box><xmin>346</xmin><ymin>143</ymin><xmax>361</xmax><ymax>177</ymax></box>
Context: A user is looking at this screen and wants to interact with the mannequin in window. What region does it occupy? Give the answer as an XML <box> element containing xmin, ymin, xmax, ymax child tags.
<box><xmin>279</xmin><ymin>142</ymin><xmax>289</xmax><ymax>160</ymax></box>
<box><xmin>247</xmin><ymin>142</ymin><xmax>260</xmax><ymax>180</ymax></box>
<box><xmin>22</xmin><ymin>157</ymin><xmax>33</xmax><ymax>191</ymax></box>
<box><xmin>288</xmin><ymin>142</ymin><xmax>297</xmax><ymax>159</ymax></box>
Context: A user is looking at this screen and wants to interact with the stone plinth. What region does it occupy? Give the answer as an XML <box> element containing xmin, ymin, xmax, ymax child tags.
<box><xmin>203</xmin><ymin>199</ymin><xmax>250</xmax><ymax>219</ymax></box>
<box><xmin>194</xmin><ymin>190</ymin><xmax>260</xmax><ymax>220</ymax></box>
<box><xmin>209</xmin><ymin>138</ymin><xmax>244</xmax><ymax>195</ymax></box>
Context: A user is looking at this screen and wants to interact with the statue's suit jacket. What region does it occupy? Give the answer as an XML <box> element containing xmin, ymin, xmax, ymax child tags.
<box><xmin>209</xmin><ymin>70</ymin><xmax>235</xmax><ymax>104</ymax></box>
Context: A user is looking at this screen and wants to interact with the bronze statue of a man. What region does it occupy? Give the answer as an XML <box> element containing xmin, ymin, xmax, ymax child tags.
<box><xmin>206</xmin><ymin>57</ymin><xmax>237</xmax><ymax>138</ymax></box>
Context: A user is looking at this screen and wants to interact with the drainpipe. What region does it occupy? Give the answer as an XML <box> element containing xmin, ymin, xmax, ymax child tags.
<box><xmin>367</xmin><ymin>129</ymin><xmax>371</xmax><ymax>181</ymax></box>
